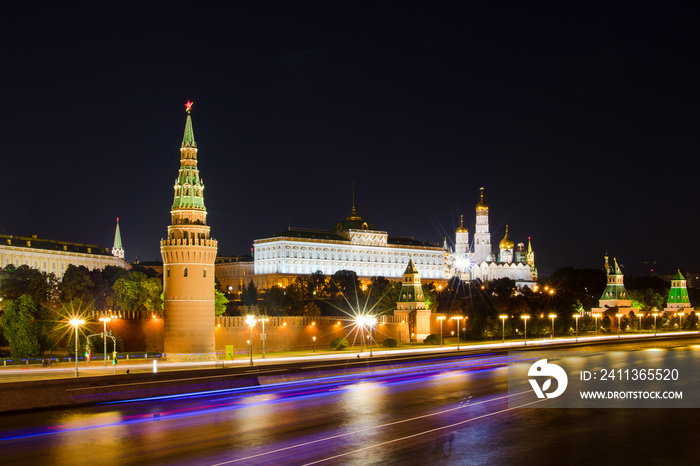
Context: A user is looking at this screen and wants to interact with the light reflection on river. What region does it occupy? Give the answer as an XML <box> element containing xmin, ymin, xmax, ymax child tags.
<box><xmin>0</xmin><ymin>345</ymin><xmax>698</xmax><ymax>465</ymax></box>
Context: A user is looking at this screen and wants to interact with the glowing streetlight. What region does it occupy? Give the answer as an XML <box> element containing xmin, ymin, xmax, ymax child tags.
<box><xmin>451</xmin><ymin>316</ymin><xmax>463</xmax><ymax>349</ymax></box>
<box><xmin>69</xmin><ymin>318</ymin><xmax>85</xmax><ymax>377</ymax></box>
<box><xmin>616</xmin><ymin>313</ymin><xmax>623</xmax><ymax>338</ymax></box>
<box><xmin>652</xmin><ymin>312</ymin><xmax>659</xmax><ymax>336</ymax></box>
<box><xmin>98</xmin><ymin>316</ymin><xmax>111</xmax><ymax>367</ymax></box>
<box><xmin>499</xmin><ymin>315</ymin><xmax>508</xmax><ymax>343</ymax></box>
<box><xmin>437</xmin><ymin>316</ymin><xmax>446</xmax><ymax>347</ymax></box>
<box><xmin>246</xmin><ymin>315</ymin><xmax>257</xmax><ymax>366</ymax></box>
<box><xmin>312</xmin><ymin>335</ymin><xmax>316</xmax><ymax>353</ymax></box>
<box><xmin>678</xmin><ymin>312</ymin><xmax>684</xmax><ymax>331</ymax></box>
<box><xmin>638</xmin><ymin>312</ymin><xmax>644</xmax><ymax>333</ymax></box>
<box><xmin>573</xmin><ymin>313</ymin><xmax>582</xmax><ymax>342</ymax></box>
<box><xmin>521</xmin><ymin>315</ymin><xmax>530</xmax><ymax>345</ymax></box>
<box><xmin>549</xmin><ymin>314</ymin><xmax>557</xmax><ymax>339</ymax></box>
<box><xmin>593</xmin><ymin>313</ymin><xmax>601</xmax><ymax>335</ymax></box>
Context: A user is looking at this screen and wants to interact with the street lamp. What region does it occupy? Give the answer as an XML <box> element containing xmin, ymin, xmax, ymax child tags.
<box><xmin>367</xmin><ymin>315</ymin><xmax>377</xmax><ymax>357</ymax></box>
<box><xmin>451</xmin><ymin>316</ymin><xmax>463</xmax><ymax>350</ymax></box>
<box><xmin>652</xmin><ymin>312</ymin><xmax>659</xmax><ymax>336</ymax></box>
<box><xmin>593</xmin><ymin>313</ymin><xmax>601</xmax><ymax>336</ymax></box>
<box><xmin>549</xmin><ymin>314</ymin><xmax>556</xmax><ymax>339</ymax></box>
<box><xmin>521</xmin><ymin>315</ymin><xmax>530</xmax><ymax>345</ymax></box>
<box><xmin>678</xmin><ymin>312</ymin><xmax>684</xmax><ymax>331</ymax></box>
<box><xmin>312</xmin><ymin>335</ymin><xmax>316</xmax><ymax>352</ymax></box>
<box><xmin>616</xmin><ymin>313</ymin><xmax>623</xmax><ymax>338</ymax></box>
<box><xmin>69</xmin><ymin>318</ymin><xmax>85</xmax><ymax>377</ymax></box>
<box><xmin>499</xmin><ymin>315</ymin><xmax>508</xmax><ymax>343</ymax></box>
<box><xmin>573</xmin><ymin>313</ymin><xmax>581</xmax><ymax>342</ymax></box>
<box><xmin>638</xmin><ymin>313</ymin><xmax>644</xmax><ymax>333</ymax></box>
<box><xmin>98</xmin><ymin>316</ymin><xmax>111</xmax><ymax>367</ymax></box>
<box><xmin>246</xmin><ymin>315</ymin><xmax>256</xmax><ymax>366</ymax></box>
<box><xmin>437</xmin><ymin>316</ymin><xmax>446</xmax><ymax>347</ymax></box>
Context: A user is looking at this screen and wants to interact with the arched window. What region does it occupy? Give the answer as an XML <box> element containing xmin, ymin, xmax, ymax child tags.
<box><xmin>203</xmin><ymin>268</ymin><xmax>207</xmax><ymax>278</ymax></box>
<box><xmin>184</xmin><ymin>267</ymin><xmax>188</xmax><ymax>277</ymax></box>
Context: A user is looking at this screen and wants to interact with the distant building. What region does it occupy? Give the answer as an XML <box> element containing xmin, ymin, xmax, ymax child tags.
<box><xmin>250</xmin><ymin>204</ymin><xmax>446</xmax><ymax>290</ymax></box>
<box><xmin>591</xmin><ymin>254</ymin><xmax>638</xmax><ymax>326</ymax></box>
<box><xmin>0</xmin><ymin>223</ymin><xmax>128</xmax><ymax>279</ymax></box>
<box><xmin>394</xmin><ymin>258</ymin><xmax>431</xmax><ymax>341</ymax></box>
<box><xmin>447</xmin><ymin>188</ymin><xmax>536</xmax><ymax>288</ymax></box>
<box><xmin>664</xmin><ymin>270</ymin><xmax>693</xmax><ymax>315</ymax></box>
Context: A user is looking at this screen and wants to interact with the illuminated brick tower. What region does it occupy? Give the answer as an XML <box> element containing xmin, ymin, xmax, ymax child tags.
<box><xmin>394</xmin><ymin>258</ymin><xmax>431</xmax><ymax>341</ymax></box>
<box><xmin>160</xmin><ymin>101</ymin><xmax>218</xmax><ymax>360</ymax></box>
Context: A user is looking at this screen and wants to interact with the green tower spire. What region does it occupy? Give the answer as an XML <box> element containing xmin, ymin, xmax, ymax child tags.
<box><xmin>112</xmin><ymin>217</ymin><xmax>124</xmax><ymax>259</ymax></box>
<box><xmin>171</xmin><ymin>101</ymin><xmax>206</xmax><ymax>213</ymax></box>
<box><xmin>182</xmin><ymin>100</ymin><xmax>197</xmax><ymax>148</ymax></box>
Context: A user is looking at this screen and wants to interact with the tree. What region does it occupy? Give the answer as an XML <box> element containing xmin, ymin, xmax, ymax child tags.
<box><xmin>112</xmin><ymin>272</ymin><xmax>163</xmax><ymax>313</ymax></box>
<box><xmin>303</xmin><ymin>301</ymin><xmax>322</xmax><ymax>317</ymax></box>
<box><xmin>262</xmin><ymin>285</ymin><xmax>286</xmax><ymax>315</ymax></box>
<box><xmin>329</xmin><ymin>270</ymin><xmax>361</xmax><ymax>300</ymax></box>
<box><xmin>60</xmin><ymin>265</ymin><xmax>94</xmax><ymax>303</ymax></box>
<box><xmin>0</xmin><ymin>294</ymin><xmax>51</xmax><ymax>358</ymax></box>
<box><xmin>0</xmin><ymin>265</ymin><xmax>59</xmax><ymax>306</ymax></box>
<box><xmin>241</xmin><ymin>280</ymin><xmax>259</xmax><ymax>307</ymax></box>
<box><xmin>367</xmin><ymin>276</ymin><xmax>399</xmax><ymax>314</ymax></box>
<box><xmin>215</xmin><ymin>289</ymin><xmax>229</xmax><ymax>316</ymax></box>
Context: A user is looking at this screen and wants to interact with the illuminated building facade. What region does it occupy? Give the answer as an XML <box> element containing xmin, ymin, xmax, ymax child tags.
<box><xmin>160</xmin><ymin>102</ymin><xmax>218</xmax><ymax>359</ymax></box>
<box><xmin>664</xmin><ymin>270</ymin><xmax>692</xmax><ymax>314</ymax></box>
<box><xmin>251</xmin><ymin>204</ymin><xmax>445</xmax><ymax>290</ymax></box>
<box><xmin>0</xmin><ymin>220</ymin><xmax>128</xmax><ymax>279</ymax></box>
<box><xmin>447</xmin><ymin>188</ymin><xmax>536</xmax><ymax>287</ymax></box>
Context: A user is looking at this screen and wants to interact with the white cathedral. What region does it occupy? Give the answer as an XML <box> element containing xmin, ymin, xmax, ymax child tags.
<box><xmin>446</xmin><ymin>188</ymin><xmax>537</xmax><ymax>288</ymax></box>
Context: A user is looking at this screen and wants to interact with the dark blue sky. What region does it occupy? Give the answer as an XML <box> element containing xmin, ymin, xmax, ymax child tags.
<box><xmin>3</xmin><ymin>3</ymin><xmax>699</xmax><ymax>277</ymax></box>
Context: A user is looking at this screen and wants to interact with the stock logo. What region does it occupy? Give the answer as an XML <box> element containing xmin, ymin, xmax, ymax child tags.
<box><xmin>528</xmin><ymin>359</ymin><xmax>568</xmax><ymax>399</ymax></box>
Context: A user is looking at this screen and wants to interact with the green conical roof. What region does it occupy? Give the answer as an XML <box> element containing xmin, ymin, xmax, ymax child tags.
<box><xmin>672</xmin><ymin>270</ymin><xmax>686</xmax><ymax>281</ymax></box>
<box><xmin>113</xmin><ymin>219</ymin><xmax>122</xmax><ymax>249</ymax></box>
<box><xmin>404</xmin><ymin>257</ymin><xmax>418</xmax><ymax>275</ymax></box>
<box><xmin>182</xmin><ymin>113</ymin><xmax>197</xmax><ymax>148</ymax></box>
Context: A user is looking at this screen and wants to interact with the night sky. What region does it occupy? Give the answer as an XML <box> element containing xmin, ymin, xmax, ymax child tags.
<box><xmin>3</xmin><ymin>3</ymin><xmax>699</xmax><ymax>277</ymax></box>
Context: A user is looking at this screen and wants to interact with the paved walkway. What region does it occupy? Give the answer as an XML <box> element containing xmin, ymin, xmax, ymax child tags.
<box><xmin>1</xmin><ymin>330</ymin><xmax>697</xmax><ymax>383</ymax></box>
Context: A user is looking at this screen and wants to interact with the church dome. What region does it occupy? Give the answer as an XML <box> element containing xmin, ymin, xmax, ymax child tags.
<box><xmin>456</xmin><ymin>214</ymin><xmax>468</xmax><ymax>233</ymax></box>
<box><xmin>499</xmin><ymin>225</ymin><xmax>514</xmax><ymax>249</ymax></box>
<box><xmin>475</xmin><ymin>187</ymin><xmax>488</xmax><ymax>212</ymax></box>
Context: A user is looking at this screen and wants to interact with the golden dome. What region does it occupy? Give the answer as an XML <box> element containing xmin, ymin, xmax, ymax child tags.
<box><xmin>499</xmin><ymin>225</ymin><xmax>514</xmax><ymax>249</ymax></box>
<box><xmin>456</xmin><ymin>214</ymin><xmax>468</xmax><ymax>233</ymax></box>
<box><xmin>475</xmin><ymin>187</ymin><xmax>488</xmax><ymax>212</ymax></box>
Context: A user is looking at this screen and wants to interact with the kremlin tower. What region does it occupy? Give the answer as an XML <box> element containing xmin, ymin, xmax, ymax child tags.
<box><xmin>473</xmin><ymin>187</ymin><xmax>493</xmax><ymax>263</ymax></box>
<box><xmin>160</xmin><ymin>102</ymin><xmax>218</xmax><ymax>360</ymax></box>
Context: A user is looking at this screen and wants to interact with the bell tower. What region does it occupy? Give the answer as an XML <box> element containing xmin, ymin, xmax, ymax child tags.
<box><xmin>160</xmin><ymin>101</ymin><xmax>218</xmax><ymax>360</ymax></box>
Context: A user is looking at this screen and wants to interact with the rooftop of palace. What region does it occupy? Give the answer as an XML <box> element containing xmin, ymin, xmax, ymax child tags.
<box><xmin>0</xmin><ymin>234</ymin><xmax>111</xmax><ymax>256</ymax></box>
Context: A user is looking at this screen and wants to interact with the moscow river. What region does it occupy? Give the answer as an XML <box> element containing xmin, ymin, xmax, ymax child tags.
<box><xmin>1</xmin><ymin>340</ymin><xmax>699</xmax><ymax>465</ymax></box>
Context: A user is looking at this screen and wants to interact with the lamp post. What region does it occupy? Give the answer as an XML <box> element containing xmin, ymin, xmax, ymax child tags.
<box><xmin>437</xmin><ymin>316</ymin><xmax>446</xmax><ymax>347</ymax></box>
<box><xmin>69</xmin><ymin>318</ymin><xmax>85</xmax><ymax>377</ymax></box>
<box><xmin>246</xmin><ymin>315</ymin><xmax>256</xmax><ymax>366</ymax></box>
<box><xmin>98</xmin><ymin>316</ymin><xmax>111</xmax><ymax>367</ymax></box>
<box><xmin>312</xmin><ymin>336</ymin><xmax>316</xmax><ymax>353</ymax></box>
<box><xmin>652</xmin><ymin>312</ymin><xmax>659</xmax><ymax>336</ymax></box>
<box><xmin>573</xmin><ymin>313</ymin><xmax>581</xmax><ymax>342</ymax></box>
<box><xmin>367</xmin><ymin>315</ymin><xmax>377</xmax><ymax>357</ymax></box>
<box><xmin>616</xmin><ymin>313</ymin><xmax>623</xmax><ymax>338</ymax></box>
<box><xmin>499</xmin><ymin>315</ymin><xmax>508</xmax><ymax>343</ymax></box>
<box><xmin>521</xmin><ymin>315</ymin><xmax>530</xmax><ymax>345</ymax></box>
<box><xmin>678</xmin><ymin>312</ymin><xmax>684</xmax><ymax>331</ymax></box>
<box><xmin>593</xmin><ymin>313</ymin><xmax>601</xmax><ymax>336</ymax></box>
<box><xmin>549</xmin><ymin>314</ymin><xmax>556</xmax><ymax>339</ymax></box>
<box><xmin>638</xmin><ymin>313</ymin><xmax>644</xmax><ymax>333</ymax></box>
<box><xmin>451</xmin><ymin>316</ymin><xmax>463</xmax><ymax>350</ymax></box>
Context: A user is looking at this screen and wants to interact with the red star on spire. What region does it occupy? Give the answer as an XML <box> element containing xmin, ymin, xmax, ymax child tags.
<box><xmin>185</xmin><ymin>100</ymin><xmax>193</xmax><ymax>113</ymax></box>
